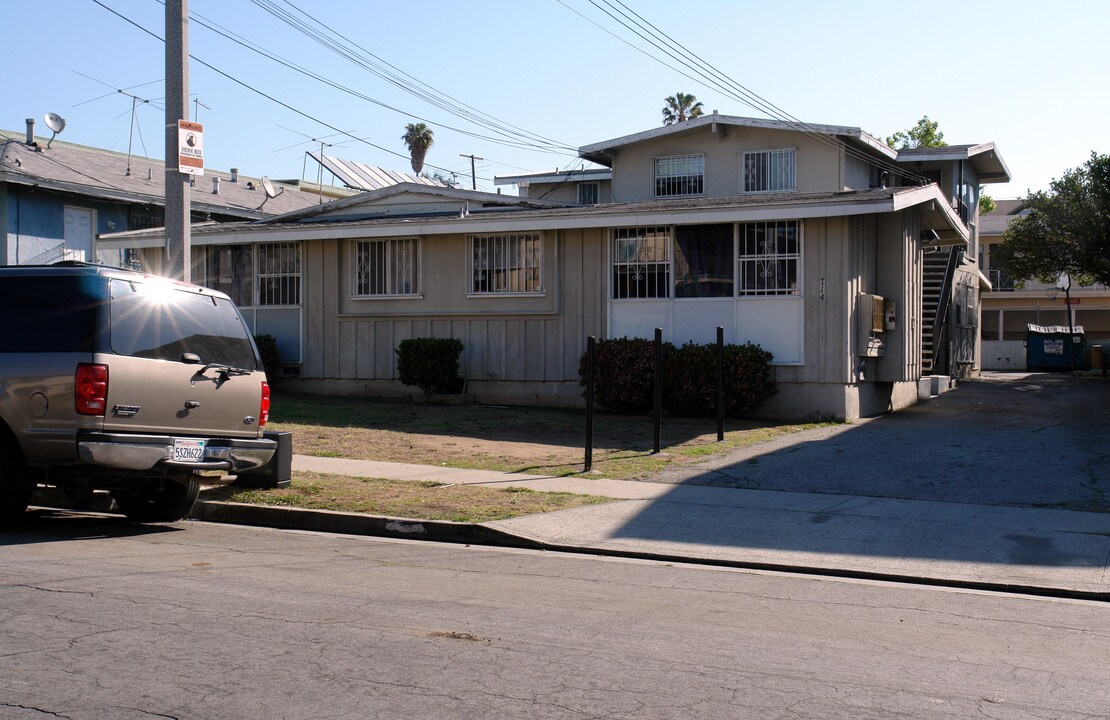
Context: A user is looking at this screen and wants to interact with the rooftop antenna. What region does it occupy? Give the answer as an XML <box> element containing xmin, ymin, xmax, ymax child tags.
<box><xmin>275</xmin><ymin>125</ymin><xmax>350</xmax><ymax>204</ymax></box>
<box><xmin>193</xmin><ymin>97</ymin><xmax>211</xmax><ymax>122</ymax></box>
<box><xmin>257</xmin><ymin>176</ymin><xmax>285</xmax><ymax>211</ymax></box>
<box><xmin>43</xmin><ymin>112</ymin><xmax>66</xmax><ymax>148</ymax></box>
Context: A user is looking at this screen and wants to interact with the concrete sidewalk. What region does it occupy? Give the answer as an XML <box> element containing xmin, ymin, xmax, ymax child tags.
<box><xmin>209</xmin><ymin>453</ymin><xmax>1110</xmax><ymax>598</ymax></box>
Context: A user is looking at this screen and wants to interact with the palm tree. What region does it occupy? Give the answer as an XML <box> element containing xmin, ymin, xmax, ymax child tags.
<box><xmin>661</xmin><ymin>92</ymin><xmax>705</xmax><ymax>125</ymax></box>
<box><xmin>401</xmin><ymin>123</ymin><xmax>434</xmax><ymax>174</ymax></box>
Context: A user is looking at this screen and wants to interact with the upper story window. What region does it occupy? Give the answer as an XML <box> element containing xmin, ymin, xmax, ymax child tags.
<box><xmin>654</xmin><ymin>154</ymin><xmax>704</xmax><ymax>197</ymax></box>
<box><xmin>737</xmin><ymin>220</ymin><xmax>801</xmax><ymax>295</ymax></box>
<box><xmin>469</xmin><ymin>233</ymin><xmax>543</xmax><ymax>294</ymax></box>
<box><xmin>612</xmin><ymin>227</ymin><xmax>671</xmax><ymax>299</ymax></box>
<box><xmin>351</xmin><ymin>238</ymin><xmax>419</xmax><ymax>297</ymax></box>
<box><xmin>741</xmin><ymin>148</ymin><xmax>796</xmax><ymax>193</ymax></box>
<box><xmin>578</xmin><ymin>182</ymin><xmax>600</xmax><ymax>205</ymax></box>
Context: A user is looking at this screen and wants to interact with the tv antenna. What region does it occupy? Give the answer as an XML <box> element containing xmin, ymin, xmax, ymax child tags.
<box><xmin>73</xmin><ymin>72</ymin><xmax>164</xmax><ymax>176</ymax></box>
<box><xmin>193</xmin><ymin>97</ymin><xmax>211</xmax><ymax>122</ymax></box>
<box><xmin>275</xmin><ymin>125</ymin><xmax>351</xmax><ymax>204</ymax></box>
<box><xmin>43</xmin><ymin>112</ymin><xmax>66</xmax><ymax>149</ymax></box>
<box><xmin>257</xmin><ymin>176</ymin><xmax>285</xmax><ymax>211</ymax></box>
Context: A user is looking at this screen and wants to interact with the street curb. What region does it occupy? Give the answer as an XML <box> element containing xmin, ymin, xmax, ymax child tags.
<box><xmin>190</xmin><ymin>500</ymin><xmax>1110</xmax><ymax>604</ymax></box>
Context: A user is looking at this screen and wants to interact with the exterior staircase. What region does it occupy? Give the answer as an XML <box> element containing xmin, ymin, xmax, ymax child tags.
<box><xmin>921</xmin><ymin>247</ymin><xmax>960</xmax><ymax>374</ymax></box>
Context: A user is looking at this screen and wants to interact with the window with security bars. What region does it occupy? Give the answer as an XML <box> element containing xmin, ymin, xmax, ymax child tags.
<box><xmin>351</xmin><ymin>238</ymin><xmax>418</xmax><ymax>296</ymax></box>
<box><xmin>577</xmin><ymin>182</ymin><xmax>599</xmax><ymax>205</ymax></box>
<box><xmin>654</xmin><ymin>155</ymin><xmax>704</xmax><ymax>197</ymax></box>
<box><xmin>612</xmin><ymin>227</ymin><xmax>670</xmax><ymax>299</ymax></box>
<box><xmin>742</xmin><ymin>148</ymin><xmax>796</xmax><ymax>193</ymax></box>
<box><xmin>469</xmin><ymin>233</ymin><xmax>542</xmax><ymax>294</ymax></box>
<box><xmin>256</xmin><ymin>242</ymin><xmax>301</xmax><ymax>306</ymax></box>
<box><xmin>737</xmin><ymin>220</ymin><xmax>801</xmax><ymax>295</ymax></box>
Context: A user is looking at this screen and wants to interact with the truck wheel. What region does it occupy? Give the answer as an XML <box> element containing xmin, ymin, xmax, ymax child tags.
<box><xmin>0</xmin><ymin>443</ymin><xmax>34</xmax><ymax>521</ymax></box>
<box><xmin>113</xmin><ymin>478</ymin><xmax>200</xmax><ymax>523</ymax></box>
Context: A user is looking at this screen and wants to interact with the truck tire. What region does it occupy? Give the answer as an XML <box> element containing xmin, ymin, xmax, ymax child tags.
<box><xmin>113</xmin><ymin>478</ymin><xmax>200</xmax><ymax>523</ymax></box>
<box><xmin>0</xmin><ymin>442</ymin><xmax>34</xmax><ymax>521</ymax></box>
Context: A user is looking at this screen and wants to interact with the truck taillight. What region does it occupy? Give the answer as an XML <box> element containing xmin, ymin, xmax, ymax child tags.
<box><xmin>75</xmin><ymin>363</ymin><xmax>108</xmax><ymax>416</ymax></box>
<box><xmin>259</xmin><ymin>381</ymin><xmax>270</xmax><ymax>427</ymax></box>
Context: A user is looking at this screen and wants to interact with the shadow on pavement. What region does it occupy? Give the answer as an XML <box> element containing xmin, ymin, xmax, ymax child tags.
<box><xmin>0</xmin><ymin>509</ymin><xmax>181</xmax><ymax>547</ymax></box>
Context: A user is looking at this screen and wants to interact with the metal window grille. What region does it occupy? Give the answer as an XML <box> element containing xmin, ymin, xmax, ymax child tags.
<box><xmin>256</xmin><ymin>242</ymin><xmax>301</xmax><ymax>306</ymax></box>
<box><xmin>469</xmin><ymin>233</ymin><xmax>542</xmax><ymax>294</ymax></box>
<box><xmin>577</xmin><ymin>182</ymin><xmax>600</xmax><ymax>205</ymax></box>
<box><xmin>737</xmin><ymin>220</ymin><xmax>801</xmax><ymax>295</ymax></box>
<box><xmin>352</xmin><ymin>238</ymin><xmax>419</xmax><ymax>296</ymax></box>
<box><xmin>654</xmin><ymin>155</ymin><xmax>704</xmax><ymax>197</ymax></box>
<box><xmin>742</xmin><ymin>149</ymin><xmax>796</xmax><ymax>193</ymax></box>
<box><xmin>611</xmin><ymin>227</ymin><xmax>671</xmax><ymax>299</ymax></box>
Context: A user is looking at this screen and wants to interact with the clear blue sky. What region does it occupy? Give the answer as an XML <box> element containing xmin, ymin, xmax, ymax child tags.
<box><xmin>5</xmin><ymin>0</ymin><xmax>1107</xmax><ymax>198</ymax></box>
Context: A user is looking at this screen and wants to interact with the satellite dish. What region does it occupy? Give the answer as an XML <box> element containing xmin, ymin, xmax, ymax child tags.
<box><xmin>256</xmin><ymin>176</ymin><xmax>284</xmax><ymax>211</ymax></box>
<box><xmin>44</xmin><ymin>112</ymin><xmax>66</xmax><ymax>148</ymax></box>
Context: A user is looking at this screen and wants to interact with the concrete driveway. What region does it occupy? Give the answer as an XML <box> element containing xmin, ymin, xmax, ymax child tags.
<box><xmin>652</xmin><ymin>372</ymin><xmax>1110</xmax><ymax>512</ymax></box>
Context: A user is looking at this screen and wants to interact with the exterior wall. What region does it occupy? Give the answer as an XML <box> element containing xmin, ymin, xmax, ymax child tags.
<box><xmin>3</xmin><ymin>185</ymin><xmax>129</xmax><ymax>265</ymax></box>
<box><xmin>298</xmin><ymin>228</ymin><xmax>607</xmax><ymax>399</ymax></box>
<box><xmin>519</xmin><ymin>180</ymin><xmax>612</xmax><ymax>205</ymax></box>
<box><xmin>607</xmin><ymin>126</ymin><xmax>843</xmax><ymax>202</ymax></box>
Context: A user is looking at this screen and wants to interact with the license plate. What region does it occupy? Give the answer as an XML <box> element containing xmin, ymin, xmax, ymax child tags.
<box><xmin>172</xmin><ymin>438</ymin><xmax>207</xmax><ymax>463</ymax></box>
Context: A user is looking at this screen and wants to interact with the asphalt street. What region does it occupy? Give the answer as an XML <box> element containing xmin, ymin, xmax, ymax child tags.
<box><xmin>2</xmin><ymin>514</ymin><xmax>1108</xmax><ymax>720</ymax></box>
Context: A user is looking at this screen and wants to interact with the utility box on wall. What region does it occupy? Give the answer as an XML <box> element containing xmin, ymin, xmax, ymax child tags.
<box><xmin>858</xmin><ymin>292</ymin><xmax>886</xmax><ymax>358</ymax></box>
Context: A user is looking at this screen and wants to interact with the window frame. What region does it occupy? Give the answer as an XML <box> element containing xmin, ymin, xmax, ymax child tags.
<box><xmin>610</xmin><ymin>226</ymin><xmax>672</xmax><ymax>300</ymax></box>
<box><xmin>255</xmin><ymin>241</ymin><xmax>302</xmax><ymax>307</ymax></box>
<box><xmin>740</xmin><ymin>148</ymin><xmax>797</xmax><ymax>194</ymax></box>
<box><xmin>467</xmin><ymin>232</ymin><xmax>544</xmax><ymax>296</ymax></box>
<box><xmin>350</xmin><ymin>237</ymin><xmax>421</xmax><ymax>298</ymax></box>
<box><xmin>577</xmin><ymin>182</ymin><xmax>600</xmax><ymax>205</ymax></box>
<box><xmin>736</xmin><ymin>220</ymin><xmax>803</xmax><ymax>296</ymax></box>
<box><xmin>653</xmin><ymin>154</ymin><xmax>705</xmax><ymax>198</ymax></box>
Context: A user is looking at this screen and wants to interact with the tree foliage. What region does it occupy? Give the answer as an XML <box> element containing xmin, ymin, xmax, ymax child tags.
<box><xmin>661</xmin><ymin>92</ymin><xmax>704</xmax><ymax>125</ymax></box>
<box><xmin>994</xmin><ymin>152</ymin><xmax>1110</xmax><ymax>288</ymax></box>
<box><xmin>885</xmin><ymin>115</ymin><xmax>946</xmax><ymax>149</ymax></box>
<box><xmin>401</xmin><ymin>123</ymin><xmax>434</xmax><ymax>174</ymax></box>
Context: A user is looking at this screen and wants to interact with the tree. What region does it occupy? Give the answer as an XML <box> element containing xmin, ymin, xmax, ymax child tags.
<box><xmin>885</xmin><ymin>115</ymin><xmax>946</xmax><ymax>149</ymax></box>
<box><xmin>401</xmin><ymin>123</ymin><xmax>434</xmax><ymax>174</ymax></box>
<box><xmin>993</xmin><ymin>152</ymin><xmax>1110</xmax><ymax>289</ymax></box>
<box><xmin>661</xmin><ymin>92</ymin><xmax>704</xmax><ymax>125</ymax></box>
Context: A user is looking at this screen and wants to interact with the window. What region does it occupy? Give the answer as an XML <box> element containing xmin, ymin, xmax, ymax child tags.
<box><xmin>351</xmin><ymin>238</ymin><xmax>419</xmax><ymax>296</ymax></box>
<box><xmin>203</xmin><ymin>242</ymin><xmax>301</xmax><ymax>307</ymax></box>
<box><xmin>741</xmin><ymin>149</ymin><xmax>796</xmax><ymax>193</ymax></box>
<box><xmin>674</xmin><ymin>224</ymin><xmax>734</xmax><ymax>298</ymax></box>
<box><xmin>654</xmin><ymin>155</ymin><xmax>704</xmax><ymax>197</ymax></box>
<box><xmin>737</xmin><ymin>220</ymin><xmax>801</xmax><ymax>295</ymax></box>
<box><xmin>612</xmin><ymin>227</ymin><xmax>670</xmax><ymax>299</ymax></box>
<box><xmin>257</xmin><ymin>242</ymin><xmax>301</xmax><ymax>306</ymax></box>
<box><xmin>469</xmin><ymin>233</ymin><xmax>542</xmax><ymax>294</ymax></box>
<box><xmin>578</xmin><ymin>182</ymin><xmax>599</xmax><ymax>205</ymax></box>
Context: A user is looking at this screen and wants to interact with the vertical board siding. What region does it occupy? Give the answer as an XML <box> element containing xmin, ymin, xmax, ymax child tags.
<box><xmin>375</xmin><ymin>321</ymin><xmax>396</xmax><ymax>378</ymax></box>
<box><xmin>338</xmin><ymin>321</ymin><xmax>357</xmax><ymax>379</ymax></box>
<box><xmin>356</xmin><ymin>321</ymin><xmax>373</xmax><ymax>378</ymax></box>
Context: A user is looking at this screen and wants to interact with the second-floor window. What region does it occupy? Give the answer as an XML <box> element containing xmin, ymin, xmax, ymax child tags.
<box><xmin>469</xmin><ymin>233</ymin><xmax>543</xmax><ymax>294</ymax></box>
<box><xmin>654</xmin><ymin>154</ymin><xmax>704</xmax><ymax>197</ymax></box>
<box><xmin>578</xmin><ymin>182</ymin><xmax>599</xmax><ymax>205</ymax></box>
<box><xmin>351</xmin><ymin>238</ymin><xmax>419</xmax><ymax>297</ymax></box>
<box><xmin>742</xmin><ymin>148</ymin><xmax>796</xmax><ymax>193</ymax></box>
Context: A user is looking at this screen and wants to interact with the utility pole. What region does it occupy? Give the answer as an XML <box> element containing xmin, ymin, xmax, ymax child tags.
<box><xmin>459</xmin><ymin>153</ymin><xmax>482</xmax><ymax>190</ymax></box>
<box><xmin>165</xmin><ymin>0</ymin><xmax>190</xmax><ymax>281</ymax></box>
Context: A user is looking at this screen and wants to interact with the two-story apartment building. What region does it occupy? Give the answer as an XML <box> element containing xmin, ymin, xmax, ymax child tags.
<box><xmin>101</xmin><ymin>113</ymin><xmax>1009</xmax><ymax>420</ymax></box>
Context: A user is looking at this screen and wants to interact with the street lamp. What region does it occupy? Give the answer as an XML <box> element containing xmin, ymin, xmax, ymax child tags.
<box><xmin>1057</xmin><ymin>272</ymin><xmax>1075</xmax><ymax>371</ymax></box>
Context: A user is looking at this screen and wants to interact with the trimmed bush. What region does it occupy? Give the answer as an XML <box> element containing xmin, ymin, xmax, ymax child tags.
<box><xmin>396</xmin><ymin>337</ymin><xmax>465</xmax><ymax>402</ymax></box>
<box><xmin>579</xmin><ymin>337</ymin><xmax>776</xmax><ymax>416</ymax></box>
<box><xmin>254</xmin><ymin>334</ymin><xmax>282</xmax><ymax>379</ymax></box>
<box><xmin>662</xmin><ymin>342</ymin><xmax>776</xmax><ymax>416</ymax></box>
<box><xmin>578</xmin><ymin>337</ymin><xmax>674</xmax><ymax>412</ymax></box>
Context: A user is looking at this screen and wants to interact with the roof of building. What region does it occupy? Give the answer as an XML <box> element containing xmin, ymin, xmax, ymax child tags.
<box><xmin>101</xmin><ymin>185</ymin><xmax>966</xmax><ymax>249</ymax></box>
<box><xmin>494</xmin><ymin>167</ymin><xmax>613</xmax><ymax>186</ymax></box>
<box><xmin>310</xmin><ymin>151</ymin><xmax>452</xmax><ymax>191</ymax></box>
<box><xmin>0</xmin><ymin>129</ymin><xmax>330</xmax><ymax>219</ymax></box>
<box><xmin>578</xmin><ymin>113</ymin><xmax>893</xmax><ymax>165</ymax></box>
<box><xmin>894</xmin><ymin>143</ymin><xmax>1011</xmax><ymax>183</ymax></box>
<box><xmin>979</xmin><ymin>199</ymin><xmax>1027</xmax><ymax>237</ymax></box>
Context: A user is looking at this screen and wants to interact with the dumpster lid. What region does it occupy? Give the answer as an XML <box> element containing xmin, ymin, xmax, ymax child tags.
<box><xmin>1026</xmin><ymin>323</ymin><xmax>1085</xmax><ymax>335</ymax></box>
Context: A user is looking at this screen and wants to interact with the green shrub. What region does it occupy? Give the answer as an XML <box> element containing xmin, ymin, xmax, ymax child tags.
<box><xmin>663</xmin><ymin>342</ymin><xmax>776</xmax><ymax>416</ymax></box>
<box><xmin>578</xmin><ymin>337</ymin><xmax>674</xmax><ymax>412</ymax></box>
<box><xmin>579</xmin><ymin>337</ymin><xmax>776</xmax><ymax>416</ymax></box>
<box><xmin>254</xmin><ymin>334</ymin><xmax>282</xmax><ymax>378</ymax></box>
<box><xmin>396</xmin><ymin>337</ymin><xmax>465</xmax><ymax>402</ymax></box>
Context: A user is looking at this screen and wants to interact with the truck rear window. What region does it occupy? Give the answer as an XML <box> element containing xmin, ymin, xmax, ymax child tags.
<box><xmin>0</xmin><ymin>277</ymin><xmax>97</xmax><ymax>352</ymax></box>
<box><xmin>109</xmin><ymin>279</ymin><xmax>259</xmax><ymax>369</ymax></box>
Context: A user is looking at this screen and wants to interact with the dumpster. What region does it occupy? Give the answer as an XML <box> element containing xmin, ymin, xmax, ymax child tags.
<box><xmin>1025</xmin><ymin>324</ymin><xmax>1085</xmax><ymax>371</ymax></box>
